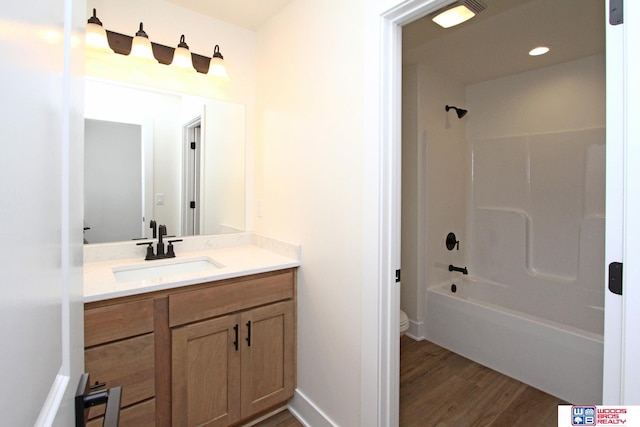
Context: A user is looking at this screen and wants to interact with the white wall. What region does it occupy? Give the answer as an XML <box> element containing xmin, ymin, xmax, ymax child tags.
<box><xmin>202</xmin><ymin>101</ymin><xmax>246</xmax><ymax>234</ymax></box>
<box><xmin>0</xmin><ymin>0</ymin><xmax>85</xmax><ymax>423</ymax></box>
<box><xmin>401</xmin><ymin>64</ymin><xmax>421</xmax><ymax>324</ymax></box>
<box><xmin>401</xmin><ymin>64</ymin><xmax>467</xmax><ymax>336</ymax></box>
<box><xmin>255</xmin><ymin>2</ymin><xmax>366</xmax><ymax>424</ymax></box>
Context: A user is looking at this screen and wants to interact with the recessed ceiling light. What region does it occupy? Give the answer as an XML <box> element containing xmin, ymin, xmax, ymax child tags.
<box><xmin>529</xmin><ymin>46</ymin><xmax>550</xmax><ymax>56</ymax></box>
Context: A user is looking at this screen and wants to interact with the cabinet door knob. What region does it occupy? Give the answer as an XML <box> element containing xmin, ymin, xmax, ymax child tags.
<box><xmin>246</xmin><ymin>321</ymin><xmax>252</xmax><ymax>347</ymax></box>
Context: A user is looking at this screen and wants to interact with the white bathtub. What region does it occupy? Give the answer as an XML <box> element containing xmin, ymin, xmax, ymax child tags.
<box><xmin>425</xmin><ymin>277</ymin><xmax>604</xmax><ymax>404</ymax></box>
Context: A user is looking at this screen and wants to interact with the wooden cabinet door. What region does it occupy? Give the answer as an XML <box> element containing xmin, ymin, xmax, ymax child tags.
<box><xmin>172</xmin><ymin>314</ymin><xmax>241</xmax><ymax>427</ymax></box>
<box><xmin>240</xmin><ymin>301</ymin><xmax>295</xmax><ymax>416</ymax></box>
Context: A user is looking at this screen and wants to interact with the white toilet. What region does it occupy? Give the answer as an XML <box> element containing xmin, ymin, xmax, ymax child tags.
<box><xmin>400</xmin><ymin>310</ymin><xmax>409</xmax><ymax>336</ymax></box>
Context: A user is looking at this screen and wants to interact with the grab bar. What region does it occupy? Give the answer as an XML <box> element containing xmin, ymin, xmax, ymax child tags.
<box><xmin>449</xmin><ymin>264</ymin><xmax>468</xmax><ymax>275</ymax></box>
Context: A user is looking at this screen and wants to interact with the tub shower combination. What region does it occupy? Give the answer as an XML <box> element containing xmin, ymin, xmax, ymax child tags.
<box><xmin>421</xmin><ymin>128</ymin><xmax>606</xmax><ymax>405</ymax></box>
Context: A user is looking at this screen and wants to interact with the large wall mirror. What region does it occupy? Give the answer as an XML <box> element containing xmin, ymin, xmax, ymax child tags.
<box><xmin>84</xmin><ymin>79</ymin><xmax>245</xmax><ymax>244</ymax></box>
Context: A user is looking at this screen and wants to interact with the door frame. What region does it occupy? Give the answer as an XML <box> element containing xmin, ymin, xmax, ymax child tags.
<box><xmin>181</xmin><ymin>116</ymin><xmax>202</xmax><ymax>236</ymax></box>
<box><xmin>619</xmin><ymin>0</ymin><xmax>640</xmax><ymax>404</ymax></box>
<box><xmin>603</xmin><ymin>0</ymin><xmax>624</xmax><ymax>404</ymax></box>
<box><xmin>377</xmin><ymin>1</ymin><xmax>451</xmax><ymax>425</ymax></box>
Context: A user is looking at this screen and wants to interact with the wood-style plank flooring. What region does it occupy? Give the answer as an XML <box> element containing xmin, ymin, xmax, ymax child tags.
<box><xmin>253</xmin><ymin>336</ymin><xmax>567</xmax><ymax>427</ymax></box>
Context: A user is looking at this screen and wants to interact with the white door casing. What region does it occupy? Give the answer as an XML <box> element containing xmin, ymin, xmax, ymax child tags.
<box><xmin>603</xmin><ymin>0</ymin><xmax>624</xmax><ymax>404</ymax></box>
<box><xmin>376</xmin><ymin>1</ymin><xmax>452</xmax><ymax>426</ymax></box>
<box><xmin>182</xmin><ymin>116</ymin><xmax>202</xmax><ymax>236</ymax></box>
<box><xmin>603</xmin><ymin>0</ymin><xmax>640</xmax><ymax>405</ymax></box>
<box><xmin>620</xmin><ymin>0</ymin><xmax>640</xmax><ymax>404</ymax></box>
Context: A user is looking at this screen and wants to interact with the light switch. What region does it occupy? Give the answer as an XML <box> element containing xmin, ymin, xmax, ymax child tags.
<box><xmin>156</xmin><ymin>193</ymin><xmax>164</xmax><ymax>205</ymax></box>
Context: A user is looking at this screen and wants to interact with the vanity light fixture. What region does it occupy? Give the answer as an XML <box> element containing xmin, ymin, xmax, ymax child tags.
<box><xmin>207</xmin><ymin>45</ymin><xmax>228</xmax><ymax>78</ymax></box>
<box><xmin>170</xmin><ymin>35</ymin><xmax>196</xmax><ymax>72</ymax></box>
<box><xmin>86</xmin><ymin>11</ymin><xmax>228</xmax><ymax>76</ymax></box>
<box><xmin>129</xmin><ymin>23</ymin><xmax>158</xmax><ymax>63</ymax></box>
<box><xmin>529</xmin><ymin>46</ymin><xmax>550</xmax><ymax>56</ymax></box>
<box><xmin>431</xmin><ymin>0</ymin><xmax>487</xmax><ymax>28</ymax></box>
<box><xmin>85</xmin><ymin>9</ymin><xmax>113</xmax><ymax>53</ymax></box>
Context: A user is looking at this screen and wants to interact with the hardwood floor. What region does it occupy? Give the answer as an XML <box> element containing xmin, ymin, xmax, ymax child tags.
<box><xmin>399</xmin><ymin>336</ymin><xmax>567</xmax><ymax>427</ymax></box>
<box><xmin>253</xmin><ymin>336</ymin><xmax>567</xmax><ymax>427</ymax></box>
<box><xmin>251</xmin><ymin>409</ymin><xmax>304</xmax><ymax>427</ymax></box>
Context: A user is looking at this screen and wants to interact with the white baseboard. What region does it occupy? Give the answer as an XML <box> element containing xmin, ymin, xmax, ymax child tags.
<box><xmin>405</xmin><ymin>318</ymin><xmax>425</xmax><ymax>341</ymax></box>
<box><xmin>288</xmin><ymin>389</ymin><xmax>338</xmax><ymax>427</ymax></box>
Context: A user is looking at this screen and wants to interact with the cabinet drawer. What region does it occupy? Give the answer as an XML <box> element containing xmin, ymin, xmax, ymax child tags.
<box><xmin>169</xmin><ymin>270</ymin><xmax>294</xmax><ymax>327</ymax></box>
<box><xmin>85</xmin><ymin>298</ymin><xmax>154</xmax><ymax>347</ymax></box>
<box><xmin>85</xmin><ymin>333</ymin><xmax>155</xmax><ymax>418</ymax></box>
<box><xmin>87</xmin><ymin>398</ymin><xmax>156</xmax><ymax>427</ymax></box>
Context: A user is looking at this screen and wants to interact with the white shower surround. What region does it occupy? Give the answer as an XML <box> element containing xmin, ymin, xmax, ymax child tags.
<box><xmin>425</xmin><ymin>124</ymin><xmax>605</xmax><ymax>404</ymax></box>
<box><xmin>425</xmin><ymin>127</ymin><xmax>606</xmax><ymax>403</ymax></box>
<box><xmin>413</xmin><ymin>54</ymin><xmax>607</xmax><ymax>405</ymax></box>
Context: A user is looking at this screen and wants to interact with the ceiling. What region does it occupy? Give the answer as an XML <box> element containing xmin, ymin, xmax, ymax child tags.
<box><xmin>163</xmin><ymin>0</ymin><xmax>604</xmax><ymax>85</ymax></box>
<box><xmin>163</xmin><ymin>0</ymin><xmax>295</xmax><ymax>31</ymax></box>
<box><xmin>403</xmin><ymin>0</ymin><xmax>605</xmax><ymax>85</ymax></box>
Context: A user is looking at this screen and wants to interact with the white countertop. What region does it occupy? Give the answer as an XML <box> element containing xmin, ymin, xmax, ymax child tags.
<box><xmin>84</xmin><ymin>235</ymin><xmax>301</xmax><ymax>303</ymax></box>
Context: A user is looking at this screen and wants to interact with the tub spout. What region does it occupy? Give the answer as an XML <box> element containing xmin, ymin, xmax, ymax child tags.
<box><xmin>449</xmin><ymin>264</ymin><xmax>468</xmax><ymax>275</ymax></box>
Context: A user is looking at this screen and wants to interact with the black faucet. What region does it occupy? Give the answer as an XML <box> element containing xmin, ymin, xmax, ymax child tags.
<box><xmin>157</xmin><ymin>224</ymin><xmax>167</xmax><ymax>256</ymax></box>
<box><xmin>149</xmin><ymin>220</ymin><xmax>157</xmax><ymax>239</ymax></box>
<box><xmin>449</xmin><ymin>264</ymin><xmax>468</xmax><ymax>275</ymax></box>
<box><xmin>136</xmin><ymin>224</ymin><xmax>182</xmax><ymax>260</ymax></box>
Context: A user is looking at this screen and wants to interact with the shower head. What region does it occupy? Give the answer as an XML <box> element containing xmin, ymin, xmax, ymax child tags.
<box><xmin>446</xmin><ymin>105</ymin><xmax>468</xmax><ymax>119</ymax></box>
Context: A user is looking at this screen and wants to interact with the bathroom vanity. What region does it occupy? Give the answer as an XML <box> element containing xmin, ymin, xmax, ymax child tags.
<box><xmin>83</xmin><ymin>235</ymin><xmax>300</xmax><ymax>427</ymax></box>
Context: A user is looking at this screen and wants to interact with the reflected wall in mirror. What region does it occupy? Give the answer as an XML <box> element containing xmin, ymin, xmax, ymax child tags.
<box><xmin>84</xmin><ymin>79</ymin><xmax>246</xmax><ymax>244</ymax></box>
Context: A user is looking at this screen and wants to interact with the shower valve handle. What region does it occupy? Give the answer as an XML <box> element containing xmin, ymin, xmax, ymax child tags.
<box><xmin>449</xmin><ymin>264</ymin><xmax>468</xmax><ymax>275</ymax></box>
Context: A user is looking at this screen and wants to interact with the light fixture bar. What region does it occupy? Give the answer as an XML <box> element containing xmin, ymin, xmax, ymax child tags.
<box><xmin>104</xmin><ymin>30</ymin><xmax>215</xmax><ymax>74</ymax></box>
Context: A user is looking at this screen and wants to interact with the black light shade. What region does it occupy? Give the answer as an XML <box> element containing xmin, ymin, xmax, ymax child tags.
<box><xmin>446</xmin><ymin>105</ymin><xmax>468</xmax><ymax>119</ymax></box>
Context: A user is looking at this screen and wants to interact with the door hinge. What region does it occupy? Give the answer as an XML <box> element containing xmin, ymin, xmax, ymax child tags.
<box><xmin>395</xmin><ymin>269</ymin><xmax>401</xmax><ymax>283</ymax></box>
<box><xmin>190</xmin><ymin>141</ymin><xmax>196</xmax><ymax>149</ymax></box>
<box><xmin>610</xmin><ymin>0</ymin><xmax>623</xmax><ymax>25</ymax></box>
<box><xmin>190</xmin><ymin>201</ymin><xmax>196</xmax><ymax>209</ymax></box>
<box><xmin>609</xmin><ymin>262</ymin><xmax>623</xmax><ymax>295</ymax></box>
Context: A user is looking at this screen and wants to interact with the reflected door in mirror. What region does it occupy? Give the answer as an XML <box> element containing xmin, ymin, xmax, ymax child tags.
<box><xmin>84</xmin><ymin>119</ymin><xmax>144</xmax><ymax>243</ymax></box>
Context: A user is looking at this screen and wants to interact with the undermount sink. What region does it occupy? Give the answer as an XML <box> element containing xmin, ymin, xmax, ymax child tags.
<box><xmin>112</xmin><ymin>256</ymin><xmax>223</xmax><ymax>283</ymax></box>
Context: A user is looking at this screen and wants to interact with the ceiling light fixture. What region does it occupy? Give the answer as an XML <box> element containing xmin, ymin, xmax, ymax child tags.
<box><xmin>85</xmin><ymin>9</ymin><xmax>113</xmax><ymax>53</ymax></box>
<box><xmin>529</xmin><ymin>46</ymin><xmax>550</xmax><ymax>56</ymax></box>
<box><xmin>431</xmin><ymin>0</ymin><xmax>487</xmax><ymax>28</ymax></box>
